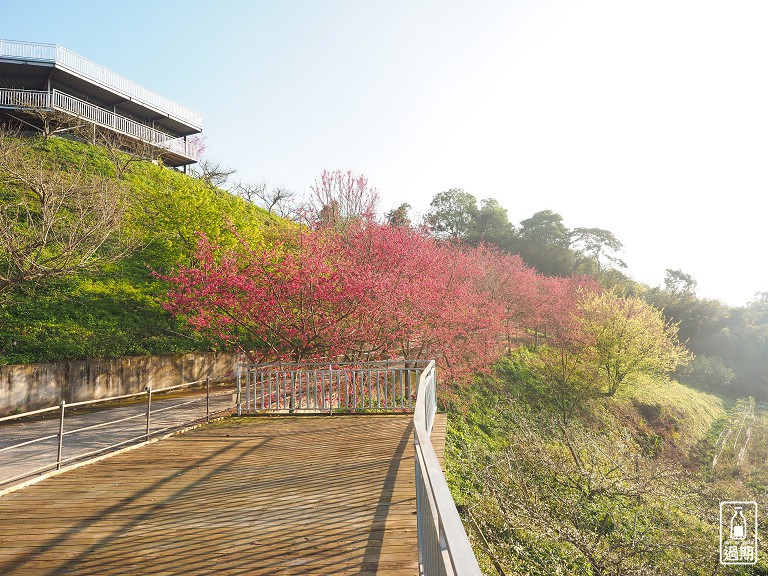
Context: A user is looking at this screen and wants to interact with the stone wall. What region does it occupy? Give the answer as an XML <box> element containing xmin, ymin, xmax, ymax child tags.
<box><xmin>0</xmin><ymin>351</ymin><xmax>238</xmax><ymax>416</ymax></box>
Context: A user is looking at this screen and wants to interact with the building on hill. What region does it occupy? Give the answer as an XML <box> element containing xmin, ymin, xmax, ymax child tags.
<box><xmin>0</xmin><ymin>38</ymin><xmax>201</xmax><ymax>168</ymax></box>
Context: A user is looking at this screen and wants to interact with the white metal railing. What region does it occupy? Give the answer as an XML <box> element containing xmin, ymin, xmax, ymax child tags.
<box><xmin>0</xmin><ymin>38</ymin><xmax>202</xmax><ymax>129</ymax></box>
<box><xmin>0</xmin><ymin>38</ymin><xmax>56</xmax><ymax>61</ymax></box>
<box><xmin>236</xmin><ymin>359</ymin><xmax>429</xmax><ymax>414</ymax></box>
<box><xmin>0</xmin><ymin>88</ymin><xmax>198</xmax><ymax>160</ymax></box>
<box><xmin>0</xmin><ymin>88</ymin><xmax>48</xmax><ymax>108</ymax></box>
<box><xmin>413</xmin><ymin>361</ymin><xmax>482</xmax><ymax>576</ymax></box>
<box><xmin>0</xmin><ymin>376</ymin><xmax>235</xmax><ymax>489</ymax></box>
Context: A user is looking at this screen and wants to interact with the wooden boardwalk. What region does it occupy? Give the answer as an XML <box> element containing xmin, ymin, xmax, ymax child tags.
<box><xmin>0</xmin><ymin>414</ymin><xmax>447</xmax><ymax>576</ymax></box>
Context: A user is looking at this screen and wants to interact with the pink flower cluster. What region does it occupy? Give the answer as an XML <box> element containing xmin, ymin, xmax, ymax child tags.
<box><xmin>162</xmin><ymin>221</ymin><xmax>597</xmax><ymax>394</ymax></box>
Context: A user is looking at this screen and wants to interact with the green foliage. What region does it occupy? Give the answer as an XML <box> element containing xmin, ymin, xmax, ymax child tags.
<box><xmin>123</xmin><ymin>160</ymin><xmax>281</xmax><ymax>270</ymax></box>
<box><xmin>385</xmin><ymin>202</ymin><xmax>412</xmax><ymax>227</ymax></box>
<box><xmin>570</xmin><ymin>227</ymin><xmax>626</xmax><ymax>275</ymax></box>
<box><xmin>644</xmin><ymin>275</ymin><xmax>768</xmax><ymax>401</ymax></box>
<box><xmin>676</xmin><ymin>355</ymin><xmax>736</xmax><ymax>392</ymax></box>
<box><xmin>580</xmin><ymin>290</ymin><xmax>690</xmax><ymax>396</ymax></box>
<box><xmin>27</xmin><ymin>135</ymin><xmax>116</xmax><ymax>177</ymax></box>
<box><xmin>0</xmin><ymin>135</ymin><xmax>279</xmax><ymax>365</ymax></box>
<box><xmin>468</xmin><ymin>198</ymin><xmax>514</xmax><ymax>248</ymax></box>
<box><xmin>512</xmin><ymin>209</ymin><xmax>575</xmax><ymax>276</ymax></box>
<box><xmin>427</xmin><ymin>188</ymin><xmax>478</xmax><ymax>240</ymax></box>
<box><xmin>446</xmin><ymin>352</ymin><xmax>736</xmax><ymax>575</ymax></box>
<box><xmin>0</xmin><ymin>254</ymin><xmax>210</xmax><ymax>363</ymax></box>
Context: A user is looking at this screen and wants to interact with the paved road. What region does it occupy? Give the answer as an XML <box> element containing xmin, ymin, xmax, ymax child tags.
<box><xmin>0</xmin><ymin>386</ymin><xmax>236</xmax><ymax>488</ymax></box>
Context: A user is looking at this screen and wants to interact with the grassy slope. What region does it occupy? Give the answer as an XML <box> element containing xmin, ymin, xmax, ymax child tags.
<box><xmin>0</xmin><ymin>137</ymin><xmax>282</xmax><ymax>365</ymax></box>
<box><xmin>443</xmin><ymin>351</ymin><xmax>768</xmax><ymax>575</ymax></box>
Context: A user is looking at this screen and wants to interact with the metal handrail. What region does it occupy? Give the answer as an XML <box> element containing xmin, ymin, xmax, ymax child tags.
<box><xmin>0</xmin><ymin>38</ymin><xmax>202</xmax><ymax>128</ymax></box>
<box><xmin>413</xmin><ymin>361</ymin><xmax>482</xmax><ymax>575</ymax></box>
<box><xmin>240</xmin><ymin>358</ymin><xmax>432</xmax><ymax>370</ymax></box>
<box><xmin>237</xmin><ymin>359</ymin><xmax>428</xmax><ymax>414</ymax></box>
<box><xmin>0</xmin><ymin>376</ymin><xmax>234</xmax><ymax>488</ymax></box>
<box><xmin>0</xmin><ymin>88</ymin><xmax>198</xmax><ymax>160</ymax></box>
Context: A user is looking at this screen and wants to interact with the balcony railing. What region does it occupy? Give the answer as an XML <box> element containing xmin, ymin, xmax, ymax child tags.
<box><xmin>0</xmin><ymin>38</ymin><xmax>202</xmax><ymax>129</ymax></box>
<box><xmin>0</xmin><ymin>88</ymin><xmax>199</xmax><ymax>161</ymax></box>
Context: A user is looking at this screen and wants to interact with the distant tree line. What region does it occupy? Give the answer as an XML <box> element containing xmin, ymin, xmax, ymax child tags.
<box><xmin>386</xmin><ymin>188</ymin><xmax>627</xmax><ymax>281</ymax></box>
<box><xmin>646</xmin><ymin>271</ymin><xmax>768</xmax><ymax>400</ymax></box>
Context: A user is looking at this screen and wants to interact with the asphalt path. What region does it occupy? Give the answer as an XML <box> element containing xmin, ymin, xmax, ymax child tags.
<box><xmin>0</xmin><ymin>386</ymin><xmax>236</xmax><ymax>489</ymax></box>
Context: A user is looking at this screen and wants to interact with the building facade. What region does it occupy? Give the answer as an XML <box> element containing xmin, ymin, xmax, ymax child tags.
<box><xmin>0</xmin><ymin>39</ymin><xmax>201</xmax><ymax>167</ymax></box>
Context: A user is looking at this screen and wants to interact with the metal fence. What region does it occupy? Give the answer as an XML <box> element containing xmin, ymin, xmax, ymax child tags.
<box><xmin>0</xmin><ymin>377</ymin><xmax>235</xmax><ymax>488</ymax></box>
<box><xmin>0</xmin><ymin>38</ymin><xmax>203</xmax><ymax>128</ymax></box>
<box><xmin>414</xmin><ymin>361</ymin><xmax>482</xmax><ymax>576</ymax></box>
<box><xmin>236</xmin><ymin>359</ymin><xmax>430</xmax><ymax>414</ymax></box>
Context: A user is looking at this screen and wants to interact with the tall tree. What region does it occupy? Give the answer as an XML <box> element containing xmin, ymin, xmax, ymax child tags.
<box><xmin>664</xmin><ymin>268</ymin><xmax>697</xmax><ymax>297</ymax></box>
<box><xmin>513</xmin><ymin>209</ymin><xmax>574</xmax><ymax>276</ymax></box>
<box><xmin>427</xmin><ymin>188</ymin><xmax>478</xmax><ymax>241</ymax></box>
<box><xmin>469</xmin><ymin>198</ymin><xmax>514</xmax><ymax>248</ymax></box>
<box><xmin>570</xmin><ymin>227</ymin><xmax>626</xmax><ymax>274</ymax></box>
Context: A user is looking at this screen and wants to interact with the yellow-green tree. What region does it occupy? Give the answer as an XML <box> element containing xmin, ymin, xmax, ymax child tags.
<box><xmin>579</xmin><ymin>290</ymin><xmax>689</xmax><ymax>396</ymax></box>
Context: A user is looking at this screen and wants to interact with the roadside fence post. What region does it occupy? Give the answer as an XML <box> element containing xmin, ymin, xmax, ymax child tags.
<box><xmin>206</xmin><ymin>377</ymin><xmax>211</xmax><ymax>422</ymax></box>
<box><xmin>56</xmin><ymin>400</ymin><xmax>66</xmax><ymax>470</ymax></box>
<box><xmin>145</xmin><ymin>386</ymin><xmax>152</xmax><ymax>441</ymax></box>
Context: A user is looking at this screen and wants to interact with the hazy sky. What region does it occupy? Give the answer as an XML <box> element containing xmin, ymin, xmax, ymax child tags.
<box><xmin>3</xmin><ymin>1</ymin><xmax>767</xmax><ymax>306</ymax></box>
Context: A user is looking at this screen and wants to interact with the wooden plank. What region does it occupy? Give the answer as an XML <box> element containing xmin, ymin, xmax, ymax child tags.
<box><xmin>0</xmin><ymin>415</ymin><xmax>420</xmax><ymax>575</ymax></box>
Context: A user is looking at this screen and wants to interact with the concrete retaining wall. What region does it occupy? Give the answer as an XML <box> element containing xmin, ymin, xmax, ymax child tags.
<box><xmin>0</xmin><ymin>352</ymin><xmax>238</xmax><ymax>416</ymax></box>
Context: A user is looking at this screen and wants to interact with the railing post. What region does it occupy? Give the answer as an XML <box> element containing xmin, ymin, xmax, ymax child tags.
<box><xmin>245</xmin><ymin>369</ymin><xmax>251</xmax><ymax>412</ymax></box>
<box><xmin>206</xmin><ymin>376</ymin><xmax>211</xmax><ymax>422</ymax></box>
<box><xmin>145</xmin><ymin>386</ymin><xmax>152</xmax><ymax>441</ymax></box>
<box><xmin>56</xmin><ymin>400</ymin><xmax>66</xmax><ymax>470</ymax></box>
<box><xmin>289</xmin><ymin>371</ymin><xmax>295</xmax><ymax>413</ymax></box>
<box><xmin>236</xmin><ymin>363</ymin><xmax>242</xmax><ymax>416</ymax></box>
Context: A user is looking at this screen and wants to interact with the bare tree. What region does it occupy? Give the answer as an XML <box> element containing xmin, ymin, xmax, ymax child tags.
<box><xmin>0</xmin><ymin>130</ymin><xmax>134</xmax><ymax>295</ymax></box>
<box><xmin>4</xmin><ymin>96</ymin><xmax>87</xmax><ymax>141</ymax></box>
<box><xmin>80</xmin><ymin>125</ymin><xmax>163</xmax><ymax>179</ymax></box>
<box><xmin>4</xmin><ymin>98</ymin><xmax>166</xmax><ymax>178</ymax></box>
<box><xmin>461</xmin><ymin>412</ymin><xmax>715</xmax><ymax>576</ymax></box>
<box><xmin>191</xmin><ymin>158</ymin><xmax>237</xmax><ymax>190</ymax></box>
<box><xmin>234</xmin><ymin>181</ymin><xmax>297</xmax><ymax>218</ymax></box>
<box><xmin>233</xmin><ymin>180</ymin><xmax>267</xmax><ymax>204</ymax></box>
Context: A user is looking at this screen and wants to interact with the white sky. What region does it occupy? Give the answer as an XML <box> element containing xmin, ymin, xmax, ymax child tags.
<box><xmin>3</xmin><ymin>0</ymin><xmax>767</xmax><ymax>306</ymax></box>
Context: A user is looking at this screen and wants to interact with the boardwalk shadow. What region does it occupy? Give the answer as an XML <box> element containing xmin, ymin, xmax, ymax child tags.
<box><xmin>0</xmin><ymin>415</ymin><xmax>418</xmax><ymax>575</ymax></box>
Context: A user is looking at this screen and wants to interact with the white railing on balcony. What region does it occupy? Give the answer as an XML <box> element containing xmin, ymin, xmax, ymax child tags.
<box><xmin>0</xmin><ymin>88</ymin><xmax>48</xmax><ymax>109</ymax></box>
<box><xmin>0</xmin><ymin>38</ymin><xmax>202</xmax><ymax>129</ymax></box>
<box><xmin>0</xmin><ymin>88</ymin><xmax>198</xmax><ymax>161</ymax></box>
